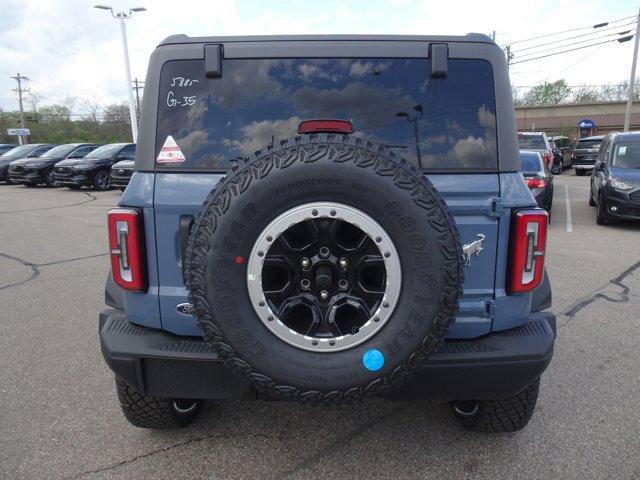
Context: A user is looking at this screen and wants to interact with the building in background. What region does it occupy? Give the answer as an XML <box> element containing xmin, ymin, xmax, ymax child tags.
<box><xmin>515</xmin><ymin>101</ymin><xmax>640</xmax><ymax>138</ymax></box>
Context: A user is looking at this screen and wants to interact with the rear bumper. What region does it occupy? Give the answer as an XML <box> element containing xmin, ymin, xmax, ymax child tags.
<box><xmin>100</xmin><ymin>308</ymin><xmax>556</xmax><ymax>401</ymax></box>
<box><xmin>574</xmin><ymin>163</ymin><xmax>594</xmax><ymax>170</ymax></box>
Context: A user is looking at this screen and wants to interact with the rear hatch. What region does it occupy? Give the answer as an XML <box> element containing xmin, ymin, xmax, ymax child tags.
<box><xmin>147</xmin><ymin>53</ymin><xmax>505</xmax><ymax>340</ymax></box>
<box><xmin>573</xmin><ymin>138</ymin><xmax>603</xmax><ymax>166</ymax></box>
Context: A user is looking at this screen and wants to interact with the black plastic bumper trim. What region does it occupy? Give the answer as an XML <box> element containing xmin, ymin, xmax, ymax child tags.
<box><xmin>99</xmin><ymin>308</ymin><xmax>555</xmax><ymax>401</ymax></box>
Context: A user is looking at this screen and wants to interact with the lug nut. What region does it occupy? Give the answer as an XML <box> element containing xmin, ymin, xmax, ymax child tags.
<box><xmin>338</xmin><ymin>258</ymin><xmax>348</xmax><ymax>269</ymax></box>
<box><xmin>320</xmin><ymin>290</ymin><xmax>329</xmax><ymax>300</ymax></box>
<box><xmin>319</xmin><ymin>247</ymin><xmax>330</xmax><ymax>259</ymax></box>
<box><xmin>338</xmin><ymin>279</ymin><xmax>349</xmax><ymax>290</ymax></box>
<box><xmin>301</xmin><ymin>257</ymin><xmax>311</xmax><ymax>269</ymax></box>
<box><xmin>300</xmin><ymin>279</ymin><xmax>311</xmax><ymax>290</ymax></box>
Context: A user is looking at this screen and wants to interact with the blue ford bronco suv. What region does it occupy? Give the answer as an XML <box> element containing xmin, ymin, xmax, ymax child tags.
<box><xmin>100</xmin><ymin>34</ymin><xmax>555</xmax><ymax>432</ymax></box>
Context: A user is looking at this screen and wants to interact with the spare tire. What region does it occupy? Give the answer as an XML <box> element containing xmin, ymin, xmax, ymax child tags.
<box><xmin>185</xmin><ymin>135</ymin><xmax>464</xmax><ymax>403</ymax></box>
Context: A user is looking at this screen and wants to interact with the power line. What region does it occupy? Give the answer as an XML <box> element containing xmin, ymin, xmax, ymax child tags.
<box><xmin>514</xmin><ymin>29</ymin><xmax>635</xmax><ymax>59</ymax></box>
<box><xmin>511</xmin><ymin>20</ymin><xmax>636</xmax><ymax>54</ymax></box>
<box><xmin>505</xmin><ymin>14</ymin><xmax>635</xmax><ymax>45</ymax></box>
<box><xmin>511</xmin><ymin>35</ymin><xmax>634</xmax><ymax>65</ymax></box>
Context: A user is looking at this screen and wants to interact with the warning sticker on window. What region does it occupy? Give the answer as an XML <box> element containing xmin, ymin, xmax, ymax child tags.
<box><xmin>156</xmin><ymin>135</ymin><xmax>186</xmax><ymax>163</ymax></box>
<box><xmin>619</xmin><ymin>146</ymin><xmax>627</xmax><ymax>156</ymax></box>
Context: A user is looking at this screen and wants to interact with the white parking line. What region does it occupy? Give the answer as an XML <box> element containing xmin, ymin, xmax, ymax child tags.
<box><xmin>565</xmin><ymin>184</ymin><xmax>573</xmax><ymax>232</ymax></box>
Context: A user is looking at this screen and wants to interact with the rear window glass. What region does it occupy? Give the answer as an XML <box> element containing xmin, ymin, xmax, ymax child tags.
<box><xmin>519</xmin><ymin>152</ymin><xmax>542</xmax><ymax>172</ymax></box>
<box><xmin>576</xmin><ymin>139</ymin><xmax>602</xmax><ymax>149</ymax></box>
<box><xmin>518</xmin><ymin>135</ymin><xmax>546</xmax><ymax>149</ymax></box>
<box><xmin>156</xmin><ymin>58</ymin><xmax>497</xmax><ymax>170</ymax></box>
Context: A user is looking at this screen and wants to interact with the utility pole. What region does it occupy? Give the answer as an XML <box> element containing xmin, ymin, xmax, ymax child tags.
<box><xmin>505</xmin><ymin>45</ymin><xmax>513</xmax><ymax>70</ymax></box>
<box><xmin>624</xmin><ymin>6</ymin><xmax>640</xmax><ymax>132</ymax></box>
<box><xmin>10</xmin><ymin>73</ymin><xmax>29</xmax><ymax>145</ymax></box>
<box><xmin>132</xmin><ymin>78</ymin><xmax>144</xmax><ymax>122</ymax></box>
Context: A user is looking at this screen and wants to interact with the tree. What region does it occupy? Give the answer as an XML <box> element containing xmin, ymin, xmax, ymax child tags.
<box><xmin>26</xmin><ymin>92</ymin><xmax>43</xmax><ymax>112</ymax></box>
<box><xmin>103</xmin><ymin>102</ymin><xmax>130</xmax><ymax>124</ymax></box>
<box><xmin>523</xmin><ymin>80</ymin><xmax>572</xmax><ymax>106</ymax></box>
<box><xmin>572</xmin><ymin>85</ymin><xmax>600</xmax><ymax>104</ymax></box>
<box><xmin>81</xmin><ymin>98</ymin><xmax>101</xmax><ymax>123</ymax></box>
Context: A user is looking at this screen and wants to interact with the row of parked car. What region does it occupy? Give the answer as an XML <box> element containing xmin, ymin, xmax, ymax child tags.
<box><xmin>517</xmin><ymin>131</ymin><xmax>604</xmax><ymax>175</ymax></box>
<box><xmin>517</xmin><ymin>131</ymin><xmax>640</xmax><ymax>226</ymax></box>
<box><xmin>0</xmin><ymin>142</ymin><xmax>135</xmax><ymax>191</ymax></box>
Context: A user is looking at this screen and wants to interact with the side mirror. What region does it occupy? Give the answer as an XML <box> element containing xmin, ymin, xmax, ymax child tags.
<box><xmin>595</xmin><ymin>162</ymin><xmax>606</xmax><ymax>171</ymax></box>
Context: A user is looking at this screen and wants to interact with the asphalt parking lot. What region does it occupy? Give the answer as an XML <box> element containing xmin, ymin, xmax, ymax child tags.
<box><xmin>1</xmin><ymin>173</ymin><xmax>639</xmax><ymax>480</ymax></box>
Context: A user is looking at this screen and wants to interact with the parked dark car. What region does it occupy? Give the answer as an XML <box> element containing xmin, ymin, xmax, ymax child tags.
<box><xmin>0</xmin><ymin>144</ymin><xmax>17</xmax><ymax>155</ymax></box>
<box><xmin>110</xmin><ymin>159</ymin><xmax>134</xmax><ymax>190</ymax></box>
<box><xmin>572</xmin><ymin>135</ymin><xmax>604</xmax><ymax>176</ymax></box>
<box><xmin>520</xmin><ymin>150</ymin><xmax>554</xmax><ymax>212</ymax></box>
<box><xmin>589</xmin><ymin>131</ymin><xmax>640</xmax><ymax>225</ymax></box>
<box><xmin>53</xmin><ymin>143</ymin><xmax>136</xmax><ymax>191</ymax></box>
<box><xmin>8</xmin><ymin>143</ymin><xmax>101</xmax><ymax>187</ymax></box>
<box><xmin>548</xmin><ymin>135</ymin><xmax>572</xmax><ymax>173</ymax></box>
<box><xmin>0</xmin><ymin>143</ymin><xmax>56</xmax><ymax>184</ymax></box>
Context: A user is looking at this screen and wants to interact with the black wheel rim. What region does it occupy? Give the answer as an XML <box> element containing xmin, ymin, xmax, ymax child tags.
<box><xmin>247</xmin><ymin>202</ymin><xmax>401</xmax><ymax>352</ymax></box>
<box><xmin>97</xmin><ymin>172</ymin><xmax>110</xmax><ymax>189</ymax></box>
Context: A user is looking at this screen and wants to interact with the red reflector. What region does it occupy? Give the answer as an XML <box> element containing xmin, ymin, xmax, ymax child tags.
<box><xmin>108</xmin><ymin>208</ymin><xmax>146</xmax><ymax>291</ymax></box>
<box><xmin>543</xmin><ymin>151</ymin><xmax>552</xmax><ymax>167</ymax></box>
<box><xmin>525</xmin><ymin>177</ymin><xmax>547</xmax><ymax>189</ymax></box>
<box><xmin>298</xmin><ymin>119</ymin><xmax>353</xmax><ymax>134</ymax></box>
<box><xmin>508</xmin><ymin>209</ymin><xmax>548</xmax><ymax>294</ymax></box>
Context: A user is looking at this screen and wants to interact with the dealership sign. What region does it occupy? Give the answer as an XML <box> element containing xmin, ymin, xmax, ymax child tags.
<box><xmin>577</xmin><ymin>119</ymin><xmax>596</xmax><ymax>129</ymax></box>
<box><xmin>7</xmin><ymin>128</ymin><xmax>31</xmax><ymax>136</ymax></box>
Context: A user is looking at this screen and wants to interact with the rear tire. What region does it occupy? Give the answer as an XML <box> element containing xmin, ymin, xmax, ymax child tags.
<box><xmin>451</xmin><ymin>378</ymin><xmax>540</xmax><ymax>433</ymax></box>
<box><xmin>115</xmin><ymin>377</ymin><xmax>202</xmax><ymax>429</ymax></box>
<box><xmin>588</xmin><ymin>189</ymin><xmax>596</xmax><ymax>207</ymax></box>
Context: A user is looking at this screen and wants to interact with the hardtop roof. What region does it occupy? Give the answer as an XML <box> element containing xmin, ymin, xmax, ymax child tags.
<box><xmin>158</xmin><ymin>33</ymin><xmax>494</xmax><ymax>47</ymax></box>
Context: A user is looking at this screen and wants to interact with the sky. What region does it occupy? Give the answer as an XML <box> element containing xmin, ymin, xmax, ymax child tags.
<box><xmin>0</xmin><ymin>0</ymin><xmax>638</xmax><ymax>116</ymax></box>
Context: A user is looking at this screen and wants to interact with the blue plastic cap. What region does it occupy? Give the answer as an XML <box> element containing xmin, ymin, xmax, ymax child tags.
<box><xmin>362</xmin><ymin>349</ymin><xmax>384</xmax><ymax>372</ymax></box>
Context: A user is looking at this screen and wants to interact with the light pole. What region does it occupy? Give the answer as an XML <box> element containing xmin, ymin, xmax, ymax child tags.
<box><xmin>396</xmin><ymin>105</ymin><xmax>424</xmax><ymax>168</ymax></box>
<box><xmin>624</xmin><ymin>7</ymin><xmax>640</xmax><ymax>132</ymax></box>
<box><xmin>94</xmin><ymin>5</ymin><xmax>146</xmax><ymax>142</ymax></box>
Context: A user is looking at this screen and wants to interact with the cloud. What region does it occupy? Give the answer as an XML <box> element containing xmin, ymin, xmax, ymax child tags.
<box><xmin>223</xmin><ymin>116</ymin><xmax>302</xmax><ymax>156</ymax></box>
<box><xmin>348</xmin><ymin>61</ymin><xmax>389</xmax><ymax>77</ymax></box>
<box><xmin>291</xmin><ymin>81</ymin><xmax>417</xmax><ymax>128</ymax></box>
<box><xmin>0</xmin><ymin>0</ymin><xmax>632</xmax><ymax>120</ymax></box>
<box><xmin>446</xmin><ymin>105</ymin><xmax>497</xmax><ymax>166</ymax></box>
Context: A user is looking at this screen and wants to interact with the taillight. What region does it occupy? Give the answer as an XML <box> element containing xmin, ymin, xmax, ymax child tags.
<box><xmin>543</xmin><ymin>151</ymin><xmax>552</xmax><ymax>167</ymax></box>
<box><xmin>108</xmin><ymin>208</ymin><xmax>146</xmax><ymax>291</ymax></box>
<box><xmin>508</xmin><ymin>209</ymin><xmax>548</xmax><ymax>294</ymax></box>
<box><xmin>298</xmin><ymin>119</ymin><xmax>353</xmax><ymax>134</ymax></box>
<box><xmin>525</xmin><ymin>177</ymin><xmax>547</xmax><ymax>188</ymax></box>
